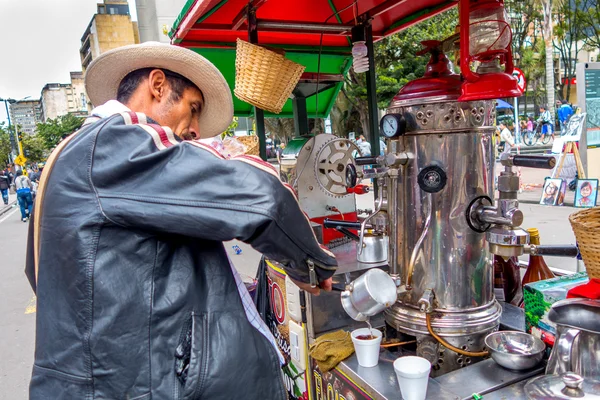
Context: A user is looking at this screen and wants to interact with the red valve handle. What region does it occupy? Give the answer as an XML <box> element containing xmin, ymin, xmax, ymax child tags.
<box><xmin>347</xmin><ymin>184</ymin><xmax>370</xmax><ymax>195</ymax></box>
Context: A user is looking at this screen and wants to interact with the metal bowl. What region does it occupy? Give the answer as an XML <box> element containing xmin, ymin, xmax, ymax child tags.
<box><xmin>485</xmin><ymin>331</ymin><xmax>545</xmax><ymax>371</ymax></box>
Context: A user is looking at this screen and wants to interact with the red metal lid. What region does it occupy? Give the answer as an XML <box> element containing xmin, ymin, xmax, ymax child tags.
<box><xmin>390</xmin><ymin>41</ymin><xmax>461</xmax><ymax>107</ymax></box>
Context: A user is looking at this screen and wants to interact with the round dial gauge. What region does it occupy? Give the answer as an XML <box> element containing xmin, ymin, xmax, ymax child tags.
<box><xmin>380</xmin><ymin>114</ymin><xmax>405</xmax><ymax>138</ymax></box>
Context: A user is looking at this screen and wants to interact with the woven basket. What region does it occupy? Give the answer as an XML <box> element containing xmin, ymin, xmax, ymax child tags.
<box><xmin>236</xmin><ymin>135</ymin><xmax>259</xmax><ymax>156</ymax></box>
<box><xmin>234</xmin><ymin>38</ymin><xmax>305</xmax><ymax>114</ymax></box>
<box><xmin>569</xmin><ymin>207</ymin><xmax>600</xmax><ymax>279</ymax></box>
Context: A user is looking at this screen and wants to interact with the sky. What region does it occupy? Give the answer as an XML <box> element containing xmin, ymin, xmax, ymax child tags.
<box><xmin>0</xmin><ymin>0</ymin><xmax>139</xmax><ymax>124</ymax></box>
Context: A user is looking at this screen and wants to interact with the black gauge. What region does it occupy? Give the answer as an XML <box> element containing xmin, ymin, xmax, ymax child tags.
<box><xmin>380</xmin><ymin>114</ymin><xmax>406</xmax><ymax>138</ymax></box>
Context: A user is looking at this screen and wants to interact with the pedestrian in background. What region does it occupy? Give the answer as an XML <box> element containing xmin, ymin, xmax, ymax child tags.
<box><xmin>538</xmin><ymin>105</ymin><xmax>554</xmax><ymax>144</ymax></box>
<box><xmin>14</xmin><ymin>170</ymin><xmax>33</xmax><ymax>222</ymax></box>
<box><xmin>0</xmin><ymin>165</ymin><xmax>13</xmax><ymax>205</ymax></box>
<box><xmin>356</xmin><ymin>134</ymin><xmax>372</xmax><ymax>156</ymax></box>
<box><xmin>499</xmin><ymin>122</ymin><xmax>515</xmax><ymax>154</ymax></box>
<box><xmin>557</xmin><ymin>100</ymin><xmax>574</xmax><ymax>129</ymax></box>
<box><xmin>526</xmin><ymin>116</ymin><xmax>534</xmax><ymax>133</ymax></box>
<box><xmin>379</xmin><ymin>138</ymin><xmax>387</xmax><ymax>156</ymax></box>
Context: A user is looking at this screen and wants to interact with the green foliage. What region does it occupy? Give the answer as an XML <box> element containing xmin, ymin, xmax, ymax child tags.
<box><xmin>36</xmin><ymin>114</ymin><xmax>84</xmax><ymax>150</ymax></box>
<box><xmin>0</xmin><ymin>123</ymin><xmax>12</xmax><ymax>166</ymax></box>
<box><xmin>332</xmin><ymin>8</ymin><xmax>459</xmax><ymax>139</ymax></box>
<box><xmin>374</xmin><ymin>8</ymin><xmax>459</xmax><ymax>108</ymax></box>
<box><xmin>21</xmin><ymin>134</ymin><xmax>48</xmax><ymax>164</ymax></box>
<box><xmin>578</xmin><ymin>0</ymin><xmax>600</xmax><ymax>48</ymax></box>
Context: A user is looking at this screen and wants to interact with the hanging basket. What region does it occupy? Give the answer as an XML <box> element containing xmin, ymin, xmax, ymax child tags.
<box><xmin>569</xmin><ymin>207</ymin><xmax>600</xmax><ymax>279</ymax></box>
<box><xmin>234</xmin><ymin>38</ymin><xmax>305</xmax><ymax>114</ymax></box>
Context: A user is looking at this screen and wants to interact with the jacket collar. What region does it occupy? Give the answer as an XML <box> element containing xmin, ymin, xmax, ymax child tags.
<box><xmin>87</xmin><ymin>101</ymin><xmax>181</xmax><ymax>143</ymax></box>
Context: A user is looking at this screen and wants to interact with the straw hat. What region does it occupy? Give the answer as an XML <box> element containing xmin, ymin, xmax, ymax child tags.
<box><xmin>84</xmin><ymin>42</ymin><xmax>233</xmax><ymax>139</ymax></box>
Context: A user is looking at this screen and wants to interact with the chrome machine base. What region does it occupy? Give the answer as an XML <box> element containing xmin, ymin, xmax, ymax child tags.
<box><xmin>385</xmin><ymin>300</ymin><xmax>502</xmax><ymax>376</ymax></box>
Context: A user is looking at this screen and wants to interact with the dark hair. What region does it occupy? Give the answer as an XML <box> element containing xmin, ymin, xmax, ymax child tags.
<box><xmin>562</xmin><ymin>100</ymin><xmax>568</xmax><ymax>105</ymax></box>
<box><xmin>116</xmin><ymin>68</ymin><xmax>199</xmax><ymax>104</ymax></box>
<box><xmin>581</xmin><ymin>181</ymin><xmax>593</xmax><ymax>191</ymax></box>
<box><xmin>16</xmin><ymin>170</ymin><xmax>23</xmax><ymax>177</ymax></box>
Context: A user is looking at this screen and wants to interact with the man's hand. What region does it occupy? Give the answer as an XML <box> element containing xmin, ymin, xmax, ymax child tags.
<box><xmin>289</xmin><ymin>277</ymin><xmax>333</xmax><ymax>296</ymax></box>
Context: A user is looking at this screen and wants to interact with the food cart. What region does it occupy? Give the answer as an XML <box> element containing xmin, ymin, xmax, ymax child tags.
<box><xmin>169</xmin><ymin>1</ymin><xmax>595</xmax><ymax>399</ymax></box>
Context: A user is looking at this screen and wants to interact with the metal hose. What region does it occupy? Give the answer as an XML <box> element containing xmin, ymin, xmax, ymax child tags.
<box><xmin>425</xmin><ymin>313</ymin><xmax>489</xmax><ymax>358</ymax></box>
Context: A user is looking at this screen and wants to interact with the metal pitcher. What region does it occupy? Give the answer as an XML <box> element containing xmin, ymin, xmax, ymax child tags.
<box><xmin>547</xmin><ymin>298</ymin><xmax>600</xmax><ymax>379</ymax></box>
<box><xmin>340</xmin><ymin>268</ymin><xmax>398</xmax><ymax>321</ymax></box>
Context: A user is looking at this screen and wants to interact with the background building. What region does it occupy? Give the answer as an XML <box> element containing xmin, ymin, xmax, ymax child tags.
<box><xmin>8</xmin><ymin>100</ymin><xmax>42</xmax><ymax>135</ymax></box>
<box><xmin>40</xmin><ymin>72</ymin><xmax>90</xmax><ymax>122</ymax></box>
<box><xmin>80</xmin><ymin>0</ymin><xmax>140</xmax><ymax>71</ymax></box>
<box><xmin>135</xmin><ymin>0</ymin><xmax>187</xmax><ymax>43</ymax></box>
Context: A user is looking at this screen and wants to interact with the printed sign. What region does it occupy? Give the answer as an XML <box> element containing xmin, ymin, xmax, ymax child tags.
<box><xmin>513</xmin><ymin>68</ymin><xmax>527</xmax><ymax>93</ymax></box>
<box><xmin>312</xmin><ymin>359</ymin><xmax>372</xmax><ymax>400</ymax></box>
<box><xmin>14</xmin><ymin>154</ymin><xmax>27</xmax><ymax>166</ymax></box>
<box><xmin>265</xmin><ymin>260</ymin><xmax>309</xmax><ymax>400</ymax></box>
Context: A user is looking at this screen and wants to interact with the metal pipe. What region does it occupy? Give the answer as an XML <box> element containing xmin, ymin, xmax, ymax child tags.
<box><xmin>406</xmin><ymin>193</ymin><xmax>432</xmax><ymax>289</ymax></box>
<box><xmin>358</xmin><ymin>187</ymin><xmax>383</xmax><ymax>255</ymax></box>
<box><xmin>248</xmin><ymin>11</ymin><xmax>267</xmax><ymax>161</ymax></box>
<box><xmin>476</xmin><ymin>208</ymin><xmax>512</xmax><ymax>226</ymax></box>
<box><xmin>256</xmin><ymin>20</ymin><xmax>353</xmax><ymax>33</ymax></box>
<box><xmin>388</xmin><ymin>170</ymin><xmax>400</xmax><ymax>276</ymax></box>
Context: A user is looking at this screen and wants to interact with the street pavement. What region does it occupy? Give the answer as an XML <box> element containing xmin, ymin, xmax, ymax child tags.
<box><xmin>0</xmin><ymin>158</ymin><xmax>584</xmax><ymax>397</ymax></box>
<box><xmin>0</xmin><ymin>202</ymin><xmax>35</xmax><ymax>399</ymax></box>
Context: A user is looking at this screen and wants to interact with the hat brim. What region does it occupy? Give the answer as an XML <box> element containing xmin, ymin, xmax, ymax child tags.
<box><xmin>84</xmin><ymin>42</ymin><xmax>233</xmax><ymax>139</ymax></box>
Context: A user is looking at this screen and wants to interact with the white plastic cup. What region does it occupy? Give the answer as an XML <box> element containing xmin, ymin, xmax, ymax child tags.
<box><xmin>393</xmin><ymin>356</ymin><xmax>431</xmax><ymax>400</ymax></box>
<box><xmin>351</xmin><ymin>328</ymin><xmax>382</xmax><ymax>367</ymax></box>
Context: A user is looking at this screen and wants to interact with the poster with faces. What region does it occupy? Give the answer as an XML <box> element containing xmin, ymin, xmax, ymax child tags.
<box><xmin>563</xmin><ymin>113</ymin><xmax>586</xmax><ymax>142</ymax></box>
<box><xmin>575</xmin><ymin>179</ymin><xmax>599</xmax><ymax>208</ymax></box>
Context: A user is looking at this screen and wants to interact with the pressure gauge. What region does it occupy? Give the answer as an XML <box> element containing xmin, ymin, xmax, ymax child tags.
<box><xmin>380</xmin><ymin>114</ymin><xmax>406</xmax><ymax>138</ymax></box>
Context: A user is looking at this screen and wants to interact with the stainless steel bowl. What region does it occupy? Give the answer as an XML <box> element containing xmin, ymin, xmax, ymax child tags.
<box><xmin>485</xmin><ymin>331</ymin><xmax>546</xmax><ymax>371</ymax></box>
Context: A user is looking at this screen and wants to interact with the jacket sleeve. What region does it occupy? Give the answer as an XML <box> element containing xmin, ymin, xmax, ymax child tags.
<box><xmin>91</xmin><ymin>122</ymin><xmax>337</xmax><ymax>284</ymax></box>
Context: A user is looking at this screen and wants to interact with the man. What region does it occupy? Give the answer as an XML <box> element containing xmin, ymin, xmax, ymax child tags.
<box><xmin>276</xmin><ymin>142</ymin><xmax>285</xmax><ymax>164</ymax></box>
<box><xmin>557</xmin><ymin>100</ymin><xmax>574</xmax><ymax>129</ymax></box>
<box><xmin>499</xmin><ymin>122</ymin><xmax>516</xmax><ymax>154</ymax></box>
<box><xmin>356</xmin><ymin>134</ymin><xmax>372</xmax><ymax>156</ymax></box>
<box><xmin>14</xmin><ymin>169</ymin><xmax>33</xmax><ymax>222</ymax></box>
<box><xmin>0</xmin><ymin>165</ymin><xmax>12</xmax><ymax>205</ymax></box>
<box><xmin>26</xmin><ymin>42</ymin><xmax>337</xmax><ymax>400</ymax></box>
<box><xmin>538</xmin><ymin>105</ymin><xmax>553</xmax><ymax>143</ymax></box>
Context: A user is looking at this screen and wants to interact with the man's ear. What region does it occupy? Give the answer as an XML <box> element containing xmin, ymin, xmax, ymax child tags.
<box><xmin>148</xmin><ymin>69</ymin><xmax>168</xmax><ymax>102</ymax></box>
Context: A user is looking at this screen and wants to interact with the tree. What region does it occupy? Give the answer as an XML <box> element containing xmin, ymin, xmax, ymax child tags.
<box><xmin>21</xmin><ymin>134</ymin><xmax>48</xmax><ymax>164</ymax></box>
<box><xmin>331</xmin><ymin>8</ymin><xmax>459</xmax><ymax>140</ymax></box>
<box><xmin>553</xmin><ymin>0</ymin><xmax>586</xmax><ymax>102</ymax></box>
<box><xmin>579</xmin><ymin>0</ymin><xmax>600</xmax><ymax>48</ymax></box>
<box><xmin>264</xmin><ymin>118</ymin><xmax>295</xmax><ymax>142</ymax></box>
<box><xmin>36</xmin><ymin>114</ymin><xmax>84</xmax><ymax>150</ymax></box>
<box><xmin>540</xmin><ymin>0</ymin><xmax>556</xmax><ymax>117</ymax></box>
<box><xmin>0</xmin><ymin>123</ymin><xmax>12</xmax><ymax>166</ymax></box>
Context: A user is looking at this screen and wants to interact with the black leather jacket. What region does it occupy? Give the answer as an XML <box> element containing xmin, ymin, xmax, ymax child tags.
<box><xmin>26</xmin><ymin>112</ymin><xmax>337</xmax><ymax>399</ymax></box>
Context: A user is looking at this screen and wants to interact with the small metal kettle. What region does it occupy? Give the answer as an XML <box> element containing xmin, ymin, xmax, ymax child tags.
<box><xmin>546</xmin><ymin>298</ymin><xmax>600</xmax><ymax>379</ymax></box>
<box><xmin>339</xmin><ymin>268</ymin><xmax>398</xmax><ymax>321</ymax></box>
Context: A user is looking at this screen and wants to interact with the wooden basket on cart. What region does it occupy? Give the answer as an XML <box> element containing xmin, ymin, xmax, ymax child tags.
<box><xmin>234</xmin><ymin>38</ymin><xmax>305</xmax><ymax>114</ymax></box>
<box><xmin>569</xmin><ymin>207</ymin><xmax>600</xmax><ymax>279</ymax></box>
<box><xmin>236</xmin><ymin>135</ymin><xmax>259</xmax><ymax>156</ymax></box>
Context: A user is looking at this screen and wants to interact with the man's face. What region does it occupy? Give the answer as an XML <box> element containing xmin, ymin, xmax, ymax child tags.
<box><xmin>156</xmin><ymin>85</ymin><xmax>204</xmax><ymax>140</ymax></box>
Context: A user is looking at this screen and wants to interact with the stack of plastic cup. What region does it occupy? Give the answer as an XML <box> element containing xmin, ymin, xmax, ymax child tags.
<box><xmin>393</xmin><ymin>356</ymin><xmax>431</xmax><ymax>400</ymax></box>
<box><xmin>351</xmin><ymin>328</ymin><xmax>382</xmax><ymax>367</ymax></box>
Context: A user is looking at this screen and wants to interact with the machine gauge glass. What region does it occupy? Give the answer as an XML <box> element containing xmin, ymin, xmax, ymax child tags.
<box><xmin>381</xmin><ymin>114</ymin><xmax>399</xmax><ymax>138</ymax></box>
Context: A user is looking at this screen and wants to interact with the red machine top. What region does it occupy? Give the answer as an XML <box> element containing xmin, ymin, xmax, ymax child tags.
<box><xmin>390</xmin><ymin>40</ymin><xmax>462</xmax><ymax>107</ymax></box>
